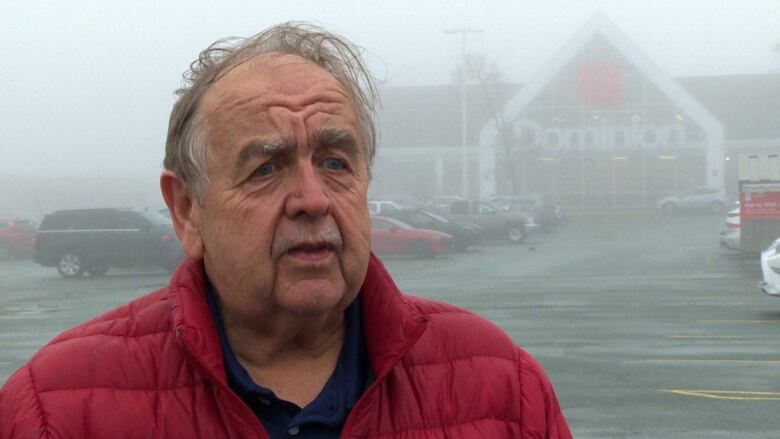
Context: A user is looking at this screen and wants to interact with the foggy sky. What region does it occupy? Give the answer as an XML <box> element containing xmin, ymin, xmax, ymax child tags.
<box><xmin>1</xmin><ymin>0</ymin><xmax>778</xmax><ymax>183</ymax></box>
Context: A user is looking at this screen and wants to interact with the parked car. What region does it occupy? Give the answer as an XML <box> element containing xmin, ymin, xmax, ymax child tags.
<box><xmin>375</xmin><ymin>194</ymin><xmax>423</xmax><ymax>209</ymax></box>
<box><xmin>490</xmin><ymin>194</ymin><xmax>563</xmax><ymax>231</ymax></box>
<box><xmin>368</xmin><ymin>200</ymin><xmax>405</xmax><ymax>215</ymax></box>
<box><xmin>34</xmin><ymin>208</ymin><xmax>184</xmax><ymax>277</ymax></box>
<box><xmin>760</xmin><ymin>237</ymin><xmax>780</xmax><ymax>297</ymax></box>
<box><xmin>433</xmin><ymin>199</ymin><xmax>534</xmax><ymax>243</ymax></box>
<box><xmin>0</xmin><ymin>218</ymin><xmax>37</xmax><ymax>259</ymax></box>
<box><xmin>719</xmin><ymin>202</ymin><xmax>741</xmax><ymax>251</ymax></box>
<box><xmin>381</xmin><ymin>208</ymin><xmax>482</xmax><ymax>251</ymax></box>
<box><xmin>658</xmin><ymin>186</ymin><xmax>728</xmax><ymax>213</ymax></box>
<box><xmin>370</xmin><ymin>216</ymin><xmax>451</xmax><ymax>258</ymax></box>
<box><xmin>427</xmin><ymin>196</ymin><xmax>465</xmax><ymax>214</ymax></box>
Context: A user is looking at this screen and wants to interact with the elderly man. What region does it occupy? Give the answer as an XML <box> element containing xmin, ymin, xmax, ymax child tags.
<box><xmin>0</xmin><ymin>23</ymin><xmax>571</xmax><ymax>438</ymax></box>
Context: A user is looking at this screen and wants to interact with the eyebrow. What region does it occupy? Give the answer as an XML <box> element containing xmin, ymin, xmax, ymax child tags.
<box><xmin>311</xmin><ymin>128</ymin><xmax>359</xmax><ymax>157</ymax></box>
<box><xmin>234</xmin><ymin>139</ymin><xmax>292</xmax><ymax>176</ymax></box>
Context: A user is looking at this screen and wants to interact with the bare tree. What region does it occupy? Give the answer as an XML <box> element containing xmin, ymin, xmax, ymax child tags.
<box><xmin>452</xmin><ymin>53</ymin><xmax>520</xmax><ymax>194</ymax></box>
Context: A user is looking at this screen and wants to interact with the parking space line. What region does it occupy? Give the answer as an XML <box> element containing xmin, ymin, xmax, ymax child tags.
<box><xmin>661</xmin><ymin>389</ymin><xmax>780</xmax><ymax>400</ymax></box>
<box><xmin>667</xmin><ymin>335</ymin><xmax>744</xmax><ymax>339</ymax></box>
<box><xmin>697</xmin><ymin>320</ymin><xmax>780</xmax><ymax>324</ymax></box>
<box><xmin>637</xmin><ymin>359</ymin><xmax>780</xmax><ymax>365</ymax></box>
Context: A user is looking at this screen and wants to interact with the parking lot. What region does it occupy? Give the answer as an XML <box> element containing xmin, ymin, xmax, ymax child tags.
<box><xmin>1</xmin><ymin>212</ymin><xmax>777</xmax><ymax>438</ymax></box>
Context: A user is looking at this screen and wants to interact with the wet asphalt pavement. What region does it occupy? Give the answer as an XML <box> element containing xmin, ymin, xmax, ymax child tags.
<box><xmin>1</xmin><ymin>212</ymin><xmax>776</xmax><ymax>438</ymax></box>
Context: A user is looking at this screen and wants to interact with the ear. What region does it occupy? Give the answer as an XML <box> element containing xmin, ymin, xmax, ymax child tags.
<box><xmin>160</xmin><ymin>171</ymin><xmax>204</xmax><ymax>259</ymax></box>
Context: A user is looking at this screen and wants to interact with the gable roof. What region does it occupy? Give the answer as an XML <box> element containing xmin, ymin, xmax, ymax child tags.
<box><xmin>376</xmin><ymin>14</ymin><xmax>779</xmax><ymax>149</ymax></box>
<box><xmin>477</xmin><ymin>12</ymin><xmax>723</xmax><ymax>149</ymax></box>
<box><xmin>377</xmin><ymin>73</ymin><xmax>780</xmax><ymax>148</ymax></box>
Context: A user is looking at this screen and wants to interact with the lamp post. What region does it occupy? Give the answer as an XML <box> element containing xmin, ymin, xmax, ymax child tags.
<box><xmin>445</xmin><ymin>28</ymin><xmax>482</xmax><ymax>199</ymax></box>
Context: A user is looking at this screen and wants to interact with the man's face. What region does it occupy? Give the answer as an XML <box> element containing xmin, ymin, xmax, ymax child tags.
<box><xmin>192</xmin><ymin>54</ymin><xmax>371</xmax><ymax>320</ymax></box>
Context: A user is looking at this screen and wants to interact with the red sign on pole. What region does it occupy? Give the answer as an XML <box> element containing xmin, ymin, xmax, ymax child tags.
<box><xmin>741</xmin><ymin>183</ymin><xmax>780</xmax><ymax>220</ymax></box>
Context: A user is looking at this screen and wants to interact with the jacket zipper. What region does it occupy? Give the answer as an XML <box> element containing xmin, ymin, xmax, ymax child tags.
<box><xmin>176</xmin><ymin>325</ymin><xmax>270</xmax><ymax>439</ymax></box>
<box><xmin>339</xmin><ymin>316</ymin><xmax>429</xmax><ymax>437</ymax></box>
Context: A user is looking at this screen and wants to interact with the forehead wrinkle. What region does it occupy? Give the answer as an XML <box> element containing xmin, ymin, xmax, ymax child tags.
<box><xmin>203</xmin><ymin>63</ymin><xmax>354</xmax><ymax>128</ymax></box>
<box><xmin>267</xmin><ymin>89</ymin><xmax>354</xmax><ymax>119</ymax></box>
<box><xmin>206</xmin><ymin>90</ymin><xmax>351</xmax><ymax>138</ymax></box>
<box><xmin>206</xmin><ymin>90</ymin><xmax>272</xmax><ymax>124</ymax></box>
<box><xmin>207</xmin><ymin>79</ymin><xmax>350</xmax><ymax>128</ymax></box>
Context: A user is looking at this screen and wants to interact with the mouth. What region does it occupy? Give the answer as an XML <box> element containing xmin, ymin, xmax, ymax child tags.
<box><xmin>285</xmin><ymin>241</ymin><xmax>337</xmax><ymax>262</ymax></box>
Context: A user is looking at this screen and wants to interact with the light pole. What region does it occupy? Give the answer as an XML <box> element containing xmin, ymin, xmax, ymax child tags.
<box><xmin>445</xmin><ymin>28</ymin><xmax>482</xmax><ymax>199</ymax></box>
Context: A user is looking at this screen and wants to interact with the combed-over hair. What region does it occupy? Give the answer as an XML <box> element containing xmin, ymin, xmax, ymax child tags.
<box><xmin>163</xmin><ymin>22</ymin><xmax>379</xmax><ymax>200</ymax></box>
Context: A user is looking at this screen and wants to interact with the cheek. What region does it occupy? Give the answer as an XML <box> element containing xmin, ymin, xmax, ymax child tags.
<box><xmin>333</xmin><ymin>195</ymin><xmax>371</xmax><ymax>254</ymax></box>
<box><xmin>203</xmin><ymin>199</ymin><xmax>279</xmax><ymax>259</ymax></box>
<box><xmin>329</xmin><ymin>183</ymin><xmax>368</xmax><ymax>220</ymax></box>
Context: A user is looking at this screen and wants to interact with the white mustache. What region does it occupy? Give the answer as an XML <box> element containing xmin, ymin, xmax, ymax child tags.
<box><xmin>272</xmin><ymin>221</ymin><xmax>343</xmax><ymax>258</ymax></box>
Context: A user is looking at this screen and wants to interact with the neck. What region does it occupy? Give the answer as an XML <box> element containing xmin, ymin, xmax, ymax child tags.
<box><xmin>222</xmin><ymin>304</ymin><xmax>346</xmax><ymax>367</ymax></box>
<box><xmin>218</xmin><ymin>301</ymin><xmax>348</xmax><ymax>407</ymax></box>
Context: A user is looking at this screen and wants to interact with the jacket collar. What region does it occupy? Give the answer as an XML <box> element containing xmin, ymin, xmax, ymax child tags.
<box><xmin>167</xmin><ymin>257</ymin><xmax>227</xmax><ymax>384</ymax></box>
<box><xmin>167</xmin><ymin>253</ymin><xmax>428</xmax><ymax>382</ymax></box>
<box><xmin>359</xmin><ymin>253</ymin><xmax>429</xmax><ymax>376</ymax></box>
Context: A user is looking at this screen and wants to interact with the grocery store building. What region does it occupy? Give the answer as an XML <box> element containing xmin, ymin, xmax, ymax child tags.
<box><xmin>372</xmin><ymin>14</ymin><xmax>780</xmax><ymax>207</ymax></box>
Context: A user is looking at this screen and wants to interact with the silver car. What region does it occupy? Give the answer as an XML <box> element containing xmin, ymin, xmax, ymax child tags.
<box><xmin>658</xmin><ymin>186</ymin><xmax>728</xmax><ymax>213</ymax></box>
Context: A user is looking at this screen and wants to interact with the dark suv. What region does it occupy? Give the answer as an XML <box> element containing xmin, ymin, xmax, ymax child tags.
<box><xmin>34</xmin><ymin>208</ymin><xmax>183</xmax><ymax>277</ymax></box>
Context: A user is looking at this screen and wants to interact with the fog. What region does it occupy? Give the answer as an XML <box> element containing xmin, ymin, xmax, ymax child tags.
<box><xmin>1</xmin><ymin>0</ymin><xmax>779</xmax><ymax>218</ymax></box>
<box><xmin>3</xmin><ymin>2</ymin><xmax>780</xmax><ymax>436</ymax></box>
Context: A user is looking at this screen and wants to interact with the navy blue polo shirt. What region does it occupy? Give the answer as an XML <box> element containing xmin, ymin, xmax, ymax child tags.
<box><xmin>205</xmin><ymin>282</ymin><xmax>370</xmax><ymax>438</ymax></box>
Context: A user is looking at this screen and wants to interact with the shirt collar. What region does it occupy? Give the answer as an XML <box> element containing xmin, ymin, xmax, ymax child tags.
<box><xmin>205</xmin><ymin>279</ymin><xmax>368</xmax><ymax>429</ymax></box>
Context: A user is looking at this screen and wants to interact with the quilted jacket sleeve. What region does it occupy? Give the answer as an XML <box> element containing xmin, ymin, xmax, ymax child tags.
<box><xmin>517</xmin><ymin>347</ymin><xmax>573</xmax><ymax>439</ymax></box>
<box><xmin>0</xmin><ymin>365</ymin><xmax>49</xmax><ymax>439</ymax></box>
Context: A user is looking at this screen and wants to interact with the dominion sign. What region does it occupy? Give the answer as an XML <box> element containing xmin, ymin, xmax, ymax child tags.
<box><xmin>513</xmin><ymin>119</ymin><xmax>688</xmax><ymax>152</ymax></box>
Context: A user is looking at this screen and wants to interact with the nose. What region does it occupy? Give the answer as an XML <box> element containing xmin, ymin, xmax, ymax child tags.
<box><xmin>285</xmin><ymin>160</ymin><xmax>330</xmax><ymax>219</ymax></box>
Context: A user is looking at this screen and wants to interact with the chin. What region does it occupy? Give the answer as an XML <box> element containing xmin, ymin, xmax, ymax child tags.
<box><xmin>277</xmin><ymin>279</ymin><xmax>351</xmax><ymax>315</ymax></box>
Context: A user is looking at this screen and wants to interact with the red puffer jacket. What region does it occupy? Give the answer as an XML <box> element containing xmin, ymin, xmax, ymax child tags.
<box><xmin>0</xmin><ymin>254</ymin><xmax>571</xmax><ymax>438</ymax></box>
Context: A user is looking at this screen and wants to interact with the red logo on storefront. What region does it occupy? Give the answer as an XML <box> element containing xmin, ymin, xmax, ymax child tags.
<box><xmin>576</xmin><ymin>61</ymin><xmax>622</xmax><ymax>108</ymax></box>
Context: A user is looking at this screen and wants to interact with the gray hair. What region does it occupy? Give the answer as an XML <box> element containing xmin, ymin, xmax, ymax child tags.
<box><xmin>163</xmin><ymin>22</ymin><xmax>380</xmax><ymax>200</ymax></box>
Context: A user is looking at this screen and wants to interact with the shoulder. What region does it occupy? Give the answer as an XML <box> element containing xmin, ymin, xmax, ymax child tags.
<box><xmin>36</xmin><ymin>287</ymin><xmax>175</xmax><ymax>382</ymax></box>
<box><xmin>396</xmin><ymin>295</ymin><xmax>572</xmax><ymax>436</ymax></box>
<box><xmin>406</xmin><ymin>294</ymin><xmax>564</xmax><ymax>396</ymax></box>
<box><xmin>0</xmin><ymin>287</ymin><xmax>179</xmax><ymax>437</ymax></box>
<box><xmin>402</xmin><ymin>294</ymin><xmax>518</xmax><ymax>362</ymax></box>
<box><xmin>1</xmin><ymin>287</ymin><xmax>176</xmax><ymax>398</ymax></box>
<box><xmin>51</xmin><ymin>287</ymin><xmax>171</xmax><ymax>342</ymax></box>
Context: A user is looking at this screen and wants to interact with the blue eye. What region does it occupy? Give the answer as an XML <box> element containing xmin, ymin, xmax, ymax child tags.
<box><xmin>323</xmin><ymin>158</ymin><xmax>345</xmax><ymax>171</ymax></box>
<box><xmin>255</xmin><ymin>162</ymin><xmax>275</xmax><ymax>177</ymax></box>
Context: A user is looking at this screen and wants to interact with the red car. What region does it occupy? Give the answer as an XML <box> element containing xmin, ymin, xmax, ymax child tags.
<box><xmin>371</xmin><ymin>216</ymin><xmax>451</xmax><ymax>258</ymax></box>
<box><xmin>0</xmin><ymin>219</ymin><xmax>37</xmax><ymax>258</ymax></box>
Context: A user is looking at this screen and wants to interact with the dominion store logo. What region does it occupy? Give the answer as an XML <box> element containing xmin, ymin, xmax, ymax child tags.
<box><xmin>512</xmin><ymin>119</ymin><xmax>689</xmax><ymax>152</ymax></box>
